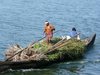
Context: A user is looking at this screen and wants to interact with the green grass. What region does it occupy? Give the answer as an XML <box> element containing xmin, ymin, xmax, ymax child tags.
<box><xmin>46</xmin><ymin>39</ymin><xmax>86</xmax><ymax>61</ymax></box>
<box><xmin>32</xmin><ymin>37</ymin><xmax>61</xmax><ymax>53</ymax></box>
<box><xmin>32</xmin><ymin>38</ymin><xmax>86</xmax><ymax>61</ymax></box>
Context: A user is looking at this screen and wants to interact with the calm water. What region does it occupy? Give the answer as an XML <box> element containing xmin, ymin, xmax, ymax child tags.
<box><xmin>0</xmin><ymin>0</ymin><xmax>100</xmax><ymax>75</ymax></box>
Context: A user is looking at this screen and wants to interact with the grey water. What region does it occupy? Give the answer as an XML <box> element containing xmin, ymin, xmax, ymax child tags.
<box><xmin>0</xmin><ymin>0</ymin><xmax>100</xmax><ymax>75</ymax></box>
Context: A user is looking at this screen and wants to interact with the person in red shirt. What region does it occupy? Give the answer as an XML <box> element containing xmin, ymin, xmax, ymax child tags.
<box><xmin>44</xmin><ymin>21</ymin><xmax>55</xmax><ymax>44</ymax></box>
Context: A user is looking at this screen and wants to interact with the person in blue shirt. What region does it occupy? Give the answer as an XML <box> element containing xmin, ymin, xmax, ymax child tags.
<box><xmin>61</xmin><ymin>27</ymin><xmax>80</xmax><ymax>40</ymax></box>
<box><xmin>69</xmin><ymin>27</ymin><xmax>80</xmax><ymax>40</ymax></box>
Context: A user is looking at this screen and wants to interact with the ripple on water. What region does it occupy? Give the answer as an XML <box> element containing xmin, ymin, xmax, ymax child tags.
<box><xmin>0</xmin><ymin>0</ymin><xmax>100</xmax><ymax>75</ymax></box>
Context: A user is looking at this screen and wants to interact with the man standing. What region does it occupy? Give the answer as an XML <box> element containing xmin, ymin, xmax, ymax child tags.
<box><xmin>44</xmin><ymin>21</ymin><xmax>55</xmax><ymax>44</ymax></box>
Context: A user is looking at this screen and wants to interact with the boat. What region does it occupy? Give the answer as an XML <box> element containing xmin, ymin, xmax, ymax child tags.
<box><xmin>0</xmin><ymin>33</ymin><xmax>96</xmax><ymax>73</ymax></box>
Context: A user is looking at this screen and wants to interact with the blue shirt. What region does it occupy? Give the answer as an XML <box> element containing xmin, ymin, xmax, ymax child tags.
<box><xmin>69</xmin><ymin>31</ymin><xmax>77</xmax><ymax>37</ymax></box>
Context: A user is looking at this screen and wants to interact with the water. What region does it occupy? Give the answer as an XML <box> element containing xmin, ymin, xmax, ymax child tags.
<box><xmin>0</xmin><ymin>0</ymin><xmax>100</xmax><ymax>75</ymax></box>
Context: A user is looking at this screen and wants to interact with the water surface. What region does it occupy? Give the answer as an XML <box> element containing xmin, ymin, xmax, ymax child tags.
<box><xmin>0</xmin><ymin>0</ymin><xmax>100</xmax><ymax>75</ymax></box>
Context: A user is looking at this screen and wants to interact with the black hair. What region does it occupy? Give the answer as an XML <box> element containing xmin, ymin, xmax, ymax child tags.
<box><xmin>72</xmin><ymin>27</ymin><xmax>76</xmax><ymax>31</ymax></box>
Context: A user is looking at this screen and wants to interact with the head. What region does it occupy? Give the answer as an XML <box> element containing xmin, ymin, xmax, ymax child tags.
<box><xmin>72</xmin><ymin>27</ymin><xmax>76</xmax><ymax>31</ymax></box>
<box><xmin>45</xmin><ymin>21</ymin><xmax>49</xmax><ymax>26</ymax></box>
